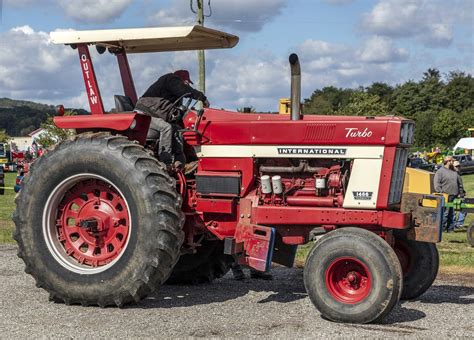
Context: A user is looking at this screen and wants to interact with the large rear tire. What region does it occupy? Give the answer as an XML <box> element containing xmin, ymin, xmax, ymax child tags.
<box><xmin>166</xmin><ymin>239</ymin><xmax>233</xmax><ymax>284</ymax></box>
<box><xmin>394</xmin><ymin>231</ymin><xmax>439</xmax><ymax>300</ymax></box>
<box><xmin>13</xmin><ymin>132</ymin><xmax>184</xmax><ymax>306</ymax></box>
<box><xmin>304</xmin><ymin>227</ymin><xmax>402</xmax><ymax>324</ymax></box>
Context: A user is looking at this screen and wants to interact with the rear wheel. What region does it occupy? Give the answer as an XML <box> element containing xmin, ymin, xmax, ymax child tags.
<box><xmin>166</xmin><ymin>239</ymin><xmax>233</xmax><ymax>284</ymax></box>
<box><xmin>13</xmin><ymin>133</ymin><xmax>185</xmax><ymax>306</ymax></box>
<box><xmin>304</xmin><ymin>227</ymin><xmax>402</xmax><ymax>324</ymax></box>
<box><xmin>394</xmin><ymin>232</ymin><xmax>439</xmax><ymax>300</ymax></box>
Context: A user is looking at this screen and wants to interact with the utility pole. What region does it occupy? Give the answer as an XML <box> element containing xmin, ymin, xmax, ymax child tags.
<box><xmin>191</xmin><ymin>0</ymin><xmax>211</xmax><ymax>97</ymax></box>
<box><xmin>196</xmin><ymin>0</ymin><xmax>205</xmax><ymax>95</ymax></box>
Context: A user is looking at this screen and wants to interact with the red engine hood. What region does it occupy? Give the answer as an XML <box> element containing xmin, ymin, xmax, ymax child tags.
<box><xmin>184</xmin><ymin>109</ymin><xmax>409</xmax><ymax>146</ymax></box>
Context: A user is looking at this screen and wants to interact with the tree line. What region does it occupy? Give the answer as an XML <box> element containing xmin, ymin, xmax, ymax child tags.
<box><xmin>303</xmin><ymin>69</ymin><xmax>474</xmax><ymax>148</ymax></box>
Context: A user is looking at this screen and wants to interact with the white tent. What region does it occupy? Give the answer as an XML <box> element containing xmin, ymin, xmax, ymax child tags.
<box><xmin>453</xmin><ymin>137</ymin><xmax>474</xmax><ymax>150</ymax></box>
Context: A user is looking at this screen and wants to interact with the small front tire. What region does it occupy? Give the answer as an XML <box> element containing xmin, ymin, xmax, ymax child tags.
<box><xmin>304</xmin><ymin>227</ymin><xmax>402</xmax><ymax>324</ymax></box>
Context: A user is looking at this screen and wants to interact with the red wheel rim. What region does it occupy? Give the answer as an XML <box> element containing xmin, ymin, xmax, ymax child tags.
<box><xmin>325</xmin><ymin>257</ymin><xmax>372</xmax><ymax>304</ymax></box>
<box><xmin>43</xmin><ymin>174</ymin><xmax>131</xmax><ymax>273</ymax></box>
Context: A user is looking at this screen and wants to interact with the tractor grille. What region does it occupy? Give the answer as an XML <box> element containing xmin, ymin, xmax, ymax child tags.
<box><xmin>388</xmin><ymin>148</ymin><xmax>408</xmax><ymax>205</ymax></box>
<box><xmin>400</xmin><ymin>121</ymin><xmax>415</xmax><ymax>145</ymax></box>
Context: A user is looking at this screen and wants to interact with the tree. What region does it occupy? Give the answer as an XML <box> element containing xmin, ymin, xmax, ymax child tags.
<box><xmin>413</xmin><ymin>110</ymin><xmax>435</xmax><ymax>147</ymax></box>
<box><xmin>431</xmin><ymin>109</ymin><xmax>464</xmax><ymax>147</ymax></box>
<box><xmin>460</xmin><ymin>108</ymin><xmax>474</xmax><ymax>134</ymax></box>
<box><xmin>339</xmin><ymin>91</ymin><xmax>389</xmax><ymax>116</ymax></box>
<box><xmin>391</xmin><ymin>81</ymin><xmax>426</xmax><ymax>119</ymax></box>
<box><xmin>444</xmin><ymin>71</ymin><xmax>474</xmax><ymax>113</ymax></box>
<box><xmin>35</xmin><ymin>111</ymin><xmax>76</xmax><ymax>148</ymax></box>
<box><xmin>422</xmin><ymin>68</ymin><xmax>441</xmax><ymax>82</ymax></box>
<box><xmin>0</xmin><ymin>129</ymin><xmax>10</xmax><ymax>143</ymax></box>
<box><xmin>304</xmin><ymin>86</ymin><xmax>353</xmax><ymax>115</ymax></box>
<box><xmin>366</xmin><ymin>82</ymin><xmax>393</xmax><ymax>106</ymax></box>
<box><xmin>303</xmin><ymin>96</ymin><xmax>332</xmax><ymax>115</ymax></box>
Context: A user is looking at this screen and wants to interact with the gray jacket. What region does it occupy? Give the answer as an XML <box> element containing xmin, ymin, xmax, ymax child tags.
<box><xmin>434</xmin><ymin>166</ymin><xmax>463</xmax><ymax>196</ymax></box>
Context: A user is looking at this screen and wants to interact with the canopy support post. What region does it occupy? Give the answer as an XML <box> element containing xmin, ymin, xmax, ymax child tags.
<box><xmin>116</xmin><ymin>51</ymin><xmax>138</xmax><ymax>105</ymax></box>
<box><xmin>77</xmin><ymin>44</ymin><xmax>105</xmax><ymax>115</ymax></box>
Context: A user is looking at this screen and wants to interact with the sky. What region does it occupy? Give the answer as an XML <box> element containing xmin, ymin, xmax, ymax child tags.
<box><xmin>0</xmin><ymin>0</ymin><xmax>472</xmax><ymax>112</ymax></box>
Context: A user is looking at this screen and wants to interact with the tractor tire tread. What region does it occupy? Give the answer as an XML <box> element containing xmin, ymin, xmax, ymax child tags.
<box><xmin>13</xmin><ymin>132</ymin><xmax>184</xmax><ymax>307</ymax></box>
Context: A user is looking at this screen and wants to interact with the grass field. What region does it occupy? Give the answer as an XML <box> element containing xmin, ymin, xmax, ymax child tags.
<box><xmin>0</xmin><ymin>172</ymin><xmax>16</xmax><ymax>243</ymax></box>
<box><xmin>1</xmin><ymin>172</ymin><xmax>473</xmax><ymax>273</ymax></box>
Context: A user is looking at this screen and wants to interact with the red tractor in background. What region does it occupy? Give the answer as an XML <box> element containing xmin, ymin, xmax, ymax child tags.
<box><xmin>13</xmin><ymin>26</ymin><xmax>443</xmax><ymax>324</ymax></box>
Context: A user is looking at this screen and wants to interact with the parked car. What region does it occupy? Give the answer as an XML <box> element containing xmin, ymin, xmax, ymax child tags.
<box><xmin>407</xmin><ymin>157</ymin><xmax>438</xmax><ymax>172</ymax></box>
<box><xmin>453</xmin><ymin>154</ymin><xmax>474</xmax><ymax>175</ymax></box>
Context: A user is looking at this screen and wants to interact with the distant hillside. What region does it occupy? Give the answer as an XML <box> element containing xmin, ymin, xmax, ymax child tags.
<box><xmin>0</xmin><ymin>98</ymin><xmax>88</xmax><ymax>136</ymax></box>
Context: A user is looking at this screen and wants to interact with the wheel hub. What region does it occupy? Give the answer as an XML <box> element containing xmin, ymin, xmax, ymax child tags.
<box><xmin>325</xmin><ymin>257</ymin><xmax>372</xmax><ymax>304</ymax></box>
<box><xmin>46</xmin><ymin>176</ymin><xmax>131</xmax><ymax>271</ymax></box>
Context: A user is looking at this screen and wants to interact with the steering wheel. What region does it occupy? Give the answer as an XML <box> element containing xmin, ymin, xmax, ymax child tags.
<box><xmin>171</xmin><ymin>93</ymin><xmax>206</xmax><ymax>131</ymax></box>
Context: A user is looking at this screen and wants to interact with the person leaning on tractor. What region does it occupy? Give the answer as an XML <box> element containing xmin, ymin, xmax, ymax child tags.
<box><xmin>434</xmin><ymin>155</ymin><xmax>463</xmax><ymax>232</ymax></box>
<box><xmin>135</xmin><ymin>70</ymin><xmax>209</xmax><ymax>168</ymax></box>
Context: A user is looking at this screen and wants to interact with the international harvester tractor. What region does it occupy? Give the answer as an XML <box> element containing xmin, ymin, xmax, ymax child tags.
<box><xmin>13</xmin><ymin>26</ymin><xmax>444</xmax><ymax>324</ymax></box>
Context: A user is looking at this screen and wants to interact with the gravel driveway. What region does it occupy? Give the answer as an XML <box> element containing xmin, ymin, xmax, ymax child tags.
<box><xmin>0</xmin><ymin>244</ymin><xmax>472</xmax><ymax>338</ymax></box>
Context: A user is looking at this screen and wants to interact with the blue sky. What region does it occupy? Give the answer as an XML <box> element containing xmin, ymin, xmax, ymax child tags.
<box><xmin>0</xmin><ymin>0</ymin><xmax>472</xmax><ymax>111</ymax></box>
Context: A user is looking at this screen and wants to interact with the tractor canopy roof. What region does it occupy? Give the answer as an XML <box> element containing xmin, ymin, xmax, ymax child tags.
<box><xmin>50</xmin><ymin>25</ymin><xmax>239</xmax><ymax>53</ymax></box>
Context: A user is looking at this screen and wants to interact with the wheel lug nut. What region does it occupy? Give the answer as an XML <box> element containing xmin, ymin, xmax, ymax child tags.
<box><xmin>347</xmin><ymin>273</ymin><xmax>356</xmax><ymax>282</ymax></box>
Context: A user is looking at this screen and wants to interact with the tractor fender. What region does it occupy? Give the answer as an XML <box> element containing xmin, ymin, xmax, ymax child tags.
<box><xmin>53</xmin><ymin>113</ymin><xmax>150</xmax><ymax>145</ymax></box>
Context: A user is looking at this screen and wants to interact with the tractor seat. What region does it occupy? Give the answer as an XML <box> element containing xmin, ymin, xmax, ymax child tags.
<box><xmin>114</xmin><ymin>95</ymin><xmax>134</xmax><ymax>112</ymax></box>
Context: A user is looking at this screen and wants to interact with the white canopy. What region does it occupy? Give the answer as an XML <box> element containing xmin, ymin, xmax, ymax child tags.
<box><xmin>454</xmin><ymin>137</ymin><xmax>474</xmax><ymax>150</ymax></box>
<box><xmin>50</xmin><ymin>25</ymin><xmax>239</xmax><ymax>53</ymax></box>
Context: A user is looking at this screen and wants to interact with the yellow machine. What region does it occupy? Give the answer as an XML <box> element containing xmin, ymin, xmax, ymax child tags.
<box><xmin>403</xmin><ymin>167</ymin><xmax>434</xmax><ymax>194</ymax></box>
<box><xmin>279</xmin><ymin>98</ymin><xmax>291</xmax><ymax>114</ymax></box>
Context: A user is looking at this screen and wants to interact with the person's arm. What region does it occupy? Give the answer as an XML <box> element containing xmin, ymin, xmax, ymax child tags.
<box><xmin>168</xmin><ymin>76</ymin><xmax>208</xmax><ymax>103</ymax></box>
<box><xmin>433</xmin><ymin>170</ymin><xmax>442</xmax><ymax>193</ymax></box>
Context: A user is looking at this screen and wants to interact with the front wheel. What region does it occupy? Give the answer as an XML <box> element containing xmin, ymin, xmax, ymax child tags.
<box><xmin>13</xmin><ymin>133</ymin><xmax>185</xmax><ymax>306</ymax></box>
<box><xmin>304</xmin><ymin>227</ymin><xmax>402</xmax><ymax>324</ymax></box>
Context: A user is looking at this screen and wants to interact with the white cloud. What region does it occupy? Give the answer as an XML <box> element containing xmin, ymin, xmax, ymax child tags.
<box><xmin>4</xmin><ymin>0</ymin><xmax>133</xmax><ymax>24</ymax></box>
<box><xmin>0</xmin><ymin>26</ymin><xmax>77</xmax><ymax>95</ymax></box>
<box><xmin>358</xmin><ymin>36</ymin><xmax>408</xmax><ymax>63</ymax></box>
<box><xmin>361</xmin><ymin>0</ymin><xmax>462</xmax><ymax>47</ymax></box>
<box><xmin>149</xmin><ymin>0</ymin><xmax>287</xmax><ymax>32</ymax></box>
<box><xmin>56</xmin><ymin>0</ymin><xmax>133</xmax><ymax>24</ymax></box>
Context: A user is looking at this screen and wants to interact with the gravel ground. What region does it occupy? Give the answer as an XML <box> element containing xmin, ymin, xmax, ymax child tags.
<box><xmin>0</xmin><ymin>244</ymin><xmax>473</xmax><ymax>338</ymax></box>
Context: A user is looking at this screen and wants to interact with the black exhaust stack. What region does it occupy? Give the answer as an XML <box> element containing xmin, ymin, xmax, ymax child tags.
<box><xmin>289</xmin><ymin>53</ymin><xmax>301</xmax><ymax>120</ymax></box>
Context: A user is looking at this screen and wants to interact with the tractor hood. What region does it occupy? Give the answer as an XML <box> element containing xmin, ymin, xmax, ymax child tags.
<box><xmin>50</xmin><ymin>25</ymin><xmax>239</xmax><ymax>53</ymax></box>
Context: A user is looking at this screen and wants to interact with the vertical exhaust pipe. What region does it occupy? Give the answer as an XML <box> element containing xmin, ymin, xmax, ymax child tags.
<box><xmin>289</xmin><ymin>53</ymin><xmax>301</xmax><ymax>120</ymax></box>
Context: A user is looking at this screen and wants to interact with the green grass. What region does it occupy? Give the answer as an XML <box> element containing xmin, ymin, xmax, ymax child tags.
<box><xmin>0</xmin><ymin>172</ymin><xmax>16</xmax><ymax>243</ymax></box>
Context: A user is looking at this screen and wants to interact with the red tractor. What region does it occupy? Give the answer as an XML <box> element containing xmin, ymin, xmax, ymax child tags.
<box><xmin>13</xmin><ymin>26</ymin><xmax>443</xmax><ymax>324</ymax></box>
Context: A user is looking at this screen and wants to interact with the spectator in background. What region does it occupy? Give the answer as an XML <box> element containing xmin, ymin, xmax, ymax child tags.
<box><xmin>453</xmin><ymin>160</ymin><xmax>467</xmax><ymax>229</ymax></box>
<box><xmin>434</xmin><ymin>156</ymin><xmax>463</xmax><ymax>232</ymax></box>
